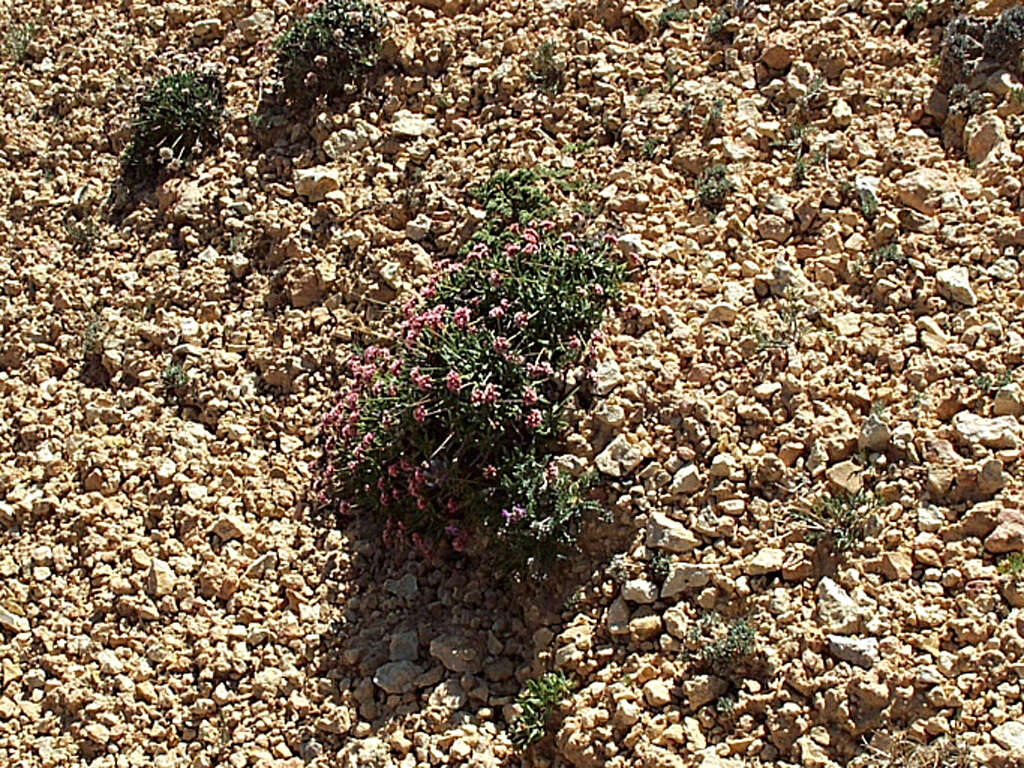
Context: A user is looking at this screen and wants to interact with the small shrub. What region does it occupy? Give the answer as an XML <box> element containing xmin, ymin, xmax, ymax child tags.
<box><xmin>562</xmin><ymin>139</ymin><xmax>595</xmax><ymax>156</ymax></box>
<box><xmin>81</xmin><ymin>317</ymin><xmax>105</xmax><ymax>359</ymax></box>
<box><xmin>315</xmin><ymin>199</ymin><xmax>625</xmax><ymax>572</ymax></box>
<box><xmin>529</xmin><ymin>40</ymin><xmax>564</xmax><ymax>93</ymax></box>
<box><xmin>658</xmin><ymin>5</ymin><xmax>690</xmax><ymax>32</ymax></box>
<box><xmin>863</xmin><ymin>733</ymin><xmax>978</xmax><ymax>768</ymax></box>
<box><xmin>509</xmin><ymin>672</ymin><xmax>573</xmax><ymax>749</ymax></box>
<box><xmin>983</xmin><ymin>6</ymin><xmax>1024</xmax><ymax>75</ymax></box>
<box><xmin>274</xmin><ymin>0</ymin><xmax>385</xmax><ymax>99</ymax></box>
<box><xmin>938</xmin><ymin>16</ymin><xmax>988</xmax><ymax>89</ymax></box>
<box><xmin>467</xmin><ymin>169</ymin><xmax>555</xmax><ymax>252</ymax></box>
<box><xmin>63</xmin><ymin>214</ymin><xmax>99</xmax><ymax>255</ymax></box>
<box><xmin>792</xmin><ymin>491</ymin><xmax>878</xmax><ymax>552</ymax></box>
<box><xmin>904</xmin><ymin>2</ymin><xmax>926</xmax><ymax>24</ymax></box>
<box><xmin>857</xmin><ymin>185</ymin><xmax>879</xmax><ymax>219</ymax></box>
<box><xmin>706</xmin><ymin>9</ymin><xmax>731</xmax><ymax>41</ymax></box>
<box><xmin>998</xmin><ymin>552</ymin><xmax>1024</xmax><ymax>583</ymax></box>
<box><xmin>162</xmin><ymin>363</ymin><xmax>188</xmax><ymax>390</ymax></box>
<box><xmin>122</xmin><ymin>71</ymin><xmax>225</xmax><ymax>181</ymax></box>
<box><xmin>648</xmin><ymin>549</ymin><xmax>670</xmax><ymax>583</ymax></box>
<box><xmin>3</xmin><ymin>20</ymin><xmax>35</xmax><ymax>63</ymax></box>
<box><xmin>974</xmin><ymin>370</ymin><xmax>1010</xmax><ymax>394</ymax></box>
<box><xmin>696</xmin><ymin>164</ymin><xmax>734</xmax><ymax>211</ymax></box>
<box><xmin>689</xmin><ymin>614</ymin><xmax>755</xmax><ymax>676</ymax></box>
<box><xmin>703</xmin><ymin>97</ymin><xmax>725</xmax><ymax>138</ymax></box>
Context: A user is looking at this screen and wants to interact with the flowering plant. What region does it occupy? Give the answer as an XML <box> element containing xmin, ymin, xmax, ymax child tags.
<box><xmin>315</xmin><ymin>217</ymin><xmax>624</xmax><ymax>571</ymax></box>
<box><xmin>273</xmin><ymin>0</ymin><xmax>385</xmax><ymax>99</ymax></box>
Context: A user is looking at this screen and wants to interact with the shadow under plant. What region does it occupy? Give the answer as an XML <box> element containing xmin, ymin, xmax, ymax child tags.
<box><xmin>304</xmin><ymin>167</ymin><xmax>632</xmax><ymax>763</ymax></box>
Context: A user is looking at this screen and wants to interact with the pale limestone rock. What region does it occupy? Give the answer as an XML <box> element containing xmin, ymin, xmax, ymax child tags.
<box><xmin>816</xmin><ymin>577</ymin><xmax>861</xmax><ymax>634</ymax></box>
<box><xmin>662</xmin><ymin>563</ymin><xmax>711</xmax><ymax>598</ymax></box>
<box><xmin>147</xmin><ymin>558</ymin><xmax>175</xmax><ymax>598</ymax></box>
<box><xmin>936</xmin><ymin>266</ymin><xmax>977</xmax><ymax>306</ymax></box>
<box><xmin>896</xmin><ymin>168</ymin><xmax>948</xmax><ymax>215</ymax></box>
<box><xmin>647</xmin><ymin>512</ymin><xmax>699</xmax><ymax>553</ymax></box>
<box><xmin>953</xmin><ymin>411</ymin><xmax>1019</xmax><ymax>449</ymax></box>
<box><xmin>391</xmin><ymin>110</ymin><xmax>437</xmax><ymax>139</ymax></box>
<box><xmin>595</xmin><ymin>434</ymin><xmax>643</xmax><ymax>477</ymax></box>
<box><xmin>668</xmin><ymin>464</ymin><xmax>701</xmax><ymax>496</ymax></box>
<box><xmin>294</xmin><ymin>167</ymin><xmax>342</xmax><ymax>202</ymax></box>
<box><xmin>622</xmin><ymin>578</ymin><xmax>658</xmax><ymax>604</ymax></box>
<box><xmin>827</xmin><ymin>635</ymin><xmax>879</xmax><ymax>668</ymax></box>
<box><xmin>212</xmin><ymin>515</ymin><xmax>252</xmax><ymax>541</ymax></box>
<box><xmin>992</xmin><ymin>720</ymin><xmax>1024</xmax><ymax>752</ymax></box>
<box><xmin>429</xmin><ymin>635</ymin><xmax>479</xmax><ymax>673</ymax></box>
<box><xmin>372</xmin><ymin>661</ymin><xmax>423</xmax><ymax>694</ymax></box>
<box><xmin>745</xmin><ymin>548</ymin><xmax>785</xmax><ymax>575</ymax></box>
<box><xmin>0</xmin><ymin>607</ymin><xmax>29</xmax><ymax>634</ymax></box>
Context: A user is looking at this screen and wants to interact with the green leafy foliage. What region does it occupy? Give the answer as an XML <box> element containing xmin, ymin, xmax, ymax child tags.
<box><xmin>690</xmin><ymin>614</ymin><xmax>755</xmax><ymax>676</ymax></box>
<box><xmin>467</xmin><ymin>169</ymin><xmax>555</xmax><ymax>250</ymax></box>
<box><xmin>706</xmin><ymin>8</ymin><xmax>731</xmax><ymax>42</ymax></box>
<box><xmin>648</xmin><ymin>549</ymin><xmax>670</xmax><ymax>583</ymax></box>
<box><xmin>528</xmin><ymin>40</ymin><xmax>564</xmax><ymax>93</ymax></box>
<box><xmin>998</xmin><ymin>552</ymin><xmax>1024</xmax><ymax>582</ymax></box>
<box><xmin>509</xmin><ymin>672</ymin><xmax>573</xmax><ymax>749</ymax></box>
<box><xmin>162</xmin><ymin>363</ymin><xmax>188</xmax><ymax>391</ymax></box>
<box><xmin>696</xmin><ymin>164</ymin><xmax>734</xmax><ymax>211</ymax></box>
<box><xmin>122</xmin><ymin>71</ymin><xmax>225</xmax><ymax>181</ymax></box>
<box><xmin>274</xmin><ymin>0</ymin><xmax>385</xmax><ymax>99</ymax></box>
<box><xmin>658</xmin><ymin>5</ymin><xmax>690</xmax><ymax>32</ymax></box>
<box><xmin>315</xmin><ymin>183</ymin><xmax>625</xmax><ymax>572</ymax></box>
<box><xmin>983</xmin><ymin>6</ymin><xmax>1024</xmax><ymax>75</ymax></box>
<box><xmin>792</xmin><ymin>491</ymin><xmax>879</xmax><ymax>552</ymax></box>
<box><xmin>3</xmin><ymin>20</ymin><xmax>35</xmax><ymax>63</ymax></box>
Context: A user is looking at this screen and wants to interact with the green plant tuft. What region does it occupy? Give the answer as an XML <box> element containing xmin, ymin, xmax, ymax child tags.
<box><xmin>162</xmin><ymin>363</ymin><xmax>188</xmax><ymax>391</ymax></box>
<box><xmin>315</xmin><ymin>179</ymin><xmax>625</xmax><ymax>572</ymax></box>
<box><xmin>528</xmin><ymin>40</ymin><xmax>564</xmax><ymax>93</ymax></box>
<box><xmin>3</xmin><ymin>20</ymin><xmax>35</xmax><ymax>63</ymax></box>
<box><xmin>509</xmin><ymin>672</ymin><xmax>573</xmax><ymax>749</ymax></box>
<box><xmin>690</xmin><ymin>614</ymin><xmax>755</xmax><ymax>676</ymax></box>
<box><xmin>696</xmin><ymin>164</ymin><xmax>734</xmax><ymax>211</ymax></box>
<box><xmin>122</xmin><ymin>71</ymin><xmax>225</xmax><ymax>181</ymax></box>
<box><xmin>274</xmin><ymin>0</ymin><xmax>385</xmax><ymax>99</ymax></box>
<box><xmin>792</xmin><ymin>491</ymin><xmax>879</xmax><ymax>553</ymax></box>
<box><xmin>658</xmin><ymin>5</ymin><xmax>690</xmax><ymax>31</ymax></box>
<box><xmin>467</xmin><ymin>169</ymin><xmax>555</xmax><ymax>251</ymax></box>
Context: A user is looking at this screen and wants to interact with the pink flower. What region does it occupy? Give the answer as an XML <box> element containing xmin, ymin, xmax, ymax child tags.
<box><xmin>488</xmin><ymin>306</ymin><xmax>505</xmax><ymax>319</ymax></box>
<box><xmin>525</xmin><ymin>409</ymin><xmax>542</xmax><ymax>429</ymax></box>
<box><xmin>494</xmin><ymin>336</ymin><xmax>509</xmax><ymax>354</ymax></box>
<box><xmin>453</xmin><ymin>306</ymin><xmax>471</xmax><ymax>330</ymax></box>
<box><xmin>409</xmin><ymin>366</ymin><xmax>432</xmax><ymax>391</ymax></box>
<box><xmin>445</xmin><ymin>370</ymin><xmax>462</xmax><ymax>392</ymax></box>
<box><xmin>522</xmin><ymin>387</ymin><xmax>538</xmax><ymax>406</ymax></box>
<box><xmin>514</xmin><ymin>311</ymin><xmax>529</xmax><ymax>328</ymax></box>
<box><xmin>471</xmin><ymin>383</ymin><xmax>500</xmax><ymax>406</ymax></box>
<box><xmin>482</xmin><ymin>465</ymin><xmax>497</xmax><ymax>480</ymax></box>
<box><xmin>413</xmin><ymin>406</ymin><xmax>427</xmax><ymax>423</ymax></box>
<box><xmin>489</xmin><ymin>269</ymin><xmax>503</xmax><ymax>286</ymax></box>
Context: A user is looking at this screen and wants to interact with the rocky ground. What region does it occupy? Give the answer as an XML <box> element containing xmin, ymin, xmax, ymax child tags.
<box><xmin>3</xmin><ymin>0</ymin><xmax>1024</xmax><ymax>766</ymax></box>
